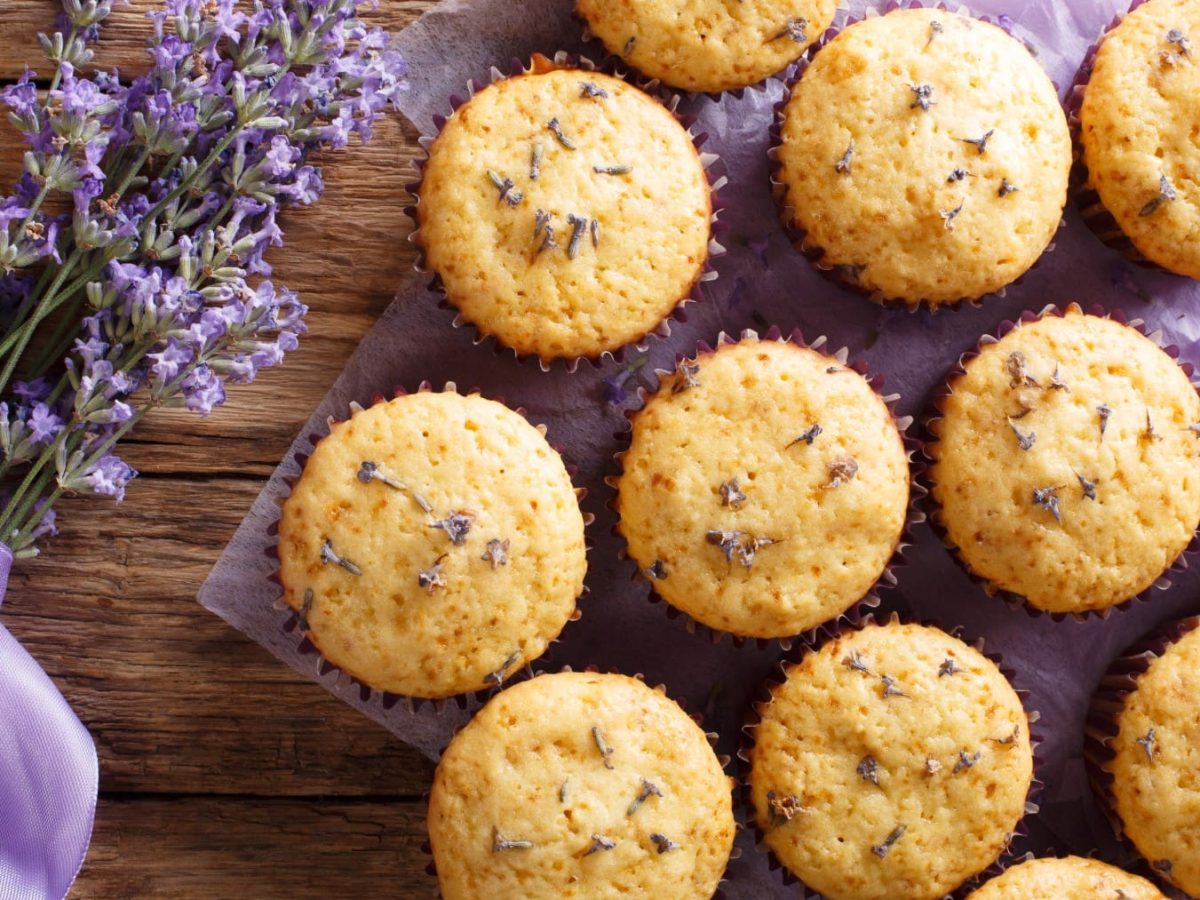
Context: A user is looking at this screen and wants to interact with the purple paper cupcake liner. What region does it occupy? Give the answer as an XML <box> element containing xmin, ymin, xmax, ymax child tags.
<box><xmin>1066</xmin><ymin>0</ymin><xmax>1186</xmax><ymax>275</ymax></box>
<box><xmin>605</xmin><ymin>326</ymin><xmax>926</xmax><ymax>651</ymax></box>
<box><xmin>420</xmin><ymin>665</ymin><xmax>743</xmax><ymax>898</ymax></box>
<box><xmin>736</xmin><ymin>611</ymin><xmax>1046</xmax><ymax>900</ymax></box>
<box><xmin>405</xmin><ymin>51</ymin><xmax>729</xmax><ymax>374</ymax></box>
<box><xmin>767</xmin><ymin>0</ymin><xmax>1067</xmax><ymax>312</ymax></box>
<box><xmin>1084</xmin><ymin>615</ymin><xmax>1200</xmax><ymax>897</ymax></box>
<box><xmin>921</xmin><ymin>301</ymin><xmax>1200</xmax><ymax>623</ymax></box>
<box><xmin>264</xmin><ymin>381</ymin><xmax>594</xmax><ymax>713</ymax></box>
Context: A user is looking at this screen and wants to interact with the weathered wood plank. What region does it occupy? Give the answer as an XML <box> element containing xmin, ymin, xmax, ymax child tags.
<box><xmin>0</xmin><ymin>2</ymin><xmax>436</xmax><ymax>80</ymax></box>
<box><xmin>74</xmin><ymin>796</ymin><xmax>438</xmax><ymax>899</ymax></box>
<box><xmin>5</xmin><ymin>476</ymin><xmax>436</xmax><ymax>796</ymax></box>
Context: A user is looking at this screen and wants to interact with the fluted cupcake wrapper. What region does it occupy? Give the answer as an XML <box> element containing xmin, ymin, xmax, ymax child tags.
<box><xmin>1066</xmin><ymin>0</ymin><xmax>1180</xmax><ymax>274</ymax></box>
<box><xmin>263</xmin><ymin>381</ymin><xmax>593</xmax><ymax>711</ymax></box>
<box><xmin>404</xmin><ymin>51</ymin><xmax>728</xmax><ymax>374</ymax></box>
<box><xmin>735</xmin><ymin>610</ymin><xmax>1046</xmax><ymax>900</ymax></box>
<box><xmin>603</xmin><ymin>326</ymin><xmax>925</xmax><ymax>652</ymax></box>
<box><xmin>921</xmin><ymin>300</ymin><xmax>1200</xmax><ymax>622</ymax></box>
<box><xmin>419</xmin><ymin>664</ymin><xmax>743</xmax><ymax>898</ymax></box>
<box><xmin>1083</xmin><ymin>615</ymin><xmax>1200</xmax><ymax>897</ymax></box>
<box><xmin>767</xmin><ymin>0</ymin><xmax>1065</xmax><ymax>312</ymax></box>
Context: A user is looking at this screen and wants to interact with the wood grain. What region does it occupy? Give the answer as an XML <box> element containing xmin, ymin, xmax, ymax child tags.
<box><xmin>74</xmin><ymin>797</ymin><xmax>438</xmax><ymax>898</ymax></box>
<box><xmin>0</xmin><ymin>0</ymin><xmax>446</xmax><ymax>893</ymax></box>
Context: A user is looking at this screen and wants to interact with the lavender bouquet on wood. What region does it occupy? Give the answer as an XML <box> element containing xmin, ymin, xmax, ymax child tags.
<box><xmin>0</xmin><ymin>0</ymin><xmax>407</xmax><ymax>561</ymax></box>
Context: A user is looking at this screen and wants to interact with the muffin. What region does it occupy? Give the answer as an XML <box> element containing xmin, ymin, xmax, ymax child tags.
<box><xmin>1090</xmin><ymin>619</ymin><xmax>1200</xmax><ymax>896</ymax></box>
<box><xmin>966</xmin><ymin>856</ymin><xmax>1166</xmax><ymax>899</ymax></box>
<box><xmin>416</xmin><ymin>59</ymin><xmax>712</xmax><ymax>365</ymax></box>
<box><xmin>427</xmin><ymin>671</ymin><xmax>736</xmax><ymax>899</ymax></box>
<box><xmin>1078</xmin><ymin>0</ymin><xmax>1200</xmax><ymax>278</ymax></box>
<box><xmin>575</xmin><ymin>0</ymin><xmax>838</xmax><ymax>93</ymax></box>
<box><xmin>928</xmin><ymin>307</ymin><xmax>1200</xmax><ymax>616</ymax></box>
<box><xmin>615</xmin><ymin>336</ymin><xmax>910</xmax><ymax>639</ymax></box>
<box><xmin>747</xmin><ymin>619</ymin><xmax>1035</xmax><ymax>900</ymax></box>
<box><xmin>276</xmin><ymin>390</ymin><xmax>587</xmax><ymax>699</ymax></box>
<box><xmin>775</xmin><ymin>7</ymin><xmax>1071</xmax><ymax>307</ymax></box>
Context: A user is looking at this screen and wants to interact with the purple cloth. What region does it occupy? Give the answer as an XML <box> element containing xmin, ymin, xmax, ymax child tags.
<box><xmin>0</xmin><ymin>545</ymin><xmax>98</xmax><ymax>900</ymax></box>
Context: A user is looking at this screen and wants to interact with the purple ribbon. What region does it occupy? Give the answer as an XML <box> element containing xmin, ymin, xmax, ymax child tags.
<box><xmin>0</xmin><ymin>545</ymin><xmax>98</xmax><ymax>900</ymax></box>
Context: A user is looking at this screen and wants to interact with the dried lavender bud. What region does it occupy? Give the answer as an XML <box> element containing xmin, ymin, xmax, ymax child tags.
<box><xmin>560</xmin><ymin>780</ymin><xmax>570</xmax><ymax>803</ymax></box>
<box><xmin>836</xmin><ymin>263</ymin><xmax>867</xmax><ymax>282</ymax></box>
<box><xmin>431</xmin><ymin>511</ymin><xmax>475</xmax><ymax>546</ymax></box>
<box><xmin>1006</xmin><ymin>351</ymin><xmax>1040</xmax><ymax>388</ymax></box>
<box><xmin>961</xmin><ymin>129</ymin><xmax>995</xmax><ymax>155</ymax></box>
<box><xmin>592</xmin><ymin>726</ymin><xmax>615</xmax><ymax>769</ymax></box>
<box><xmin>546</xmin><ymin>117</ymin><xmax>576</xmax><ymax>150</ymax></box>
<box><xmin>827</xmin><ymin>455</ymin><xmax>859</xmax><ymax>488</ymax></box>
<box><xmin>1153</xmin><ymin>860</ymin><xmax>1173</xmax><ymax>876</ymax></box>
<box><xmin>594</xmin><ymin>164</ymin><xmax>633</xmax><ymax>175</ymax></box>
<box><xmin>947</xmin><ymin>168</ymin><xmax>969</xmax><ymax>183</ymax></box>
<box><xmin>998</xmin><ymin>178</ymin><xmax>1020</xmax><ymax>197</ymax></box>
<box><xmin>706</xmin><ymin>530</ymin><xmax>782</xmax><ymax>568</ymax></box>
<box><xmin>992</xmin><ymin>724</ymin><xmax>1021</xmax><ymax>746</ymax></box>
<box><xmin>938</xmin><ymin>658</ymin><xmax>959</xmax><ymax>677</ymax></box>
<box><xmin>298</xmin><ymin>588</ymin><xmax>314</xmax><ymax>634</ymax></box>
<box><xmin>1097</xmin><ymin>404</ymin><xmax>1112</xmax><ymax>437</ymax></box>
<box><xmin>925</xmin><ymin>758</ymin><xmax>943</xmax><ymax>775</ymax></box>
<box><xmin>1167</xmin><ymin>28</ymin><xmax>1192</xmax><ymax>56</ymax></box>
<box><xmin>627</xmin><ymin>778</ymin><xmax>663</xmax><ymax>816</ymax></box>
<box><xmin>623</xmin><ymin>36</ymin><xmax>636</xmax><ymax>56</ymax></box>
<box><xmin>940</xmin><ymin>203</ymin><xmax>963</xmax><ymax>230</ymax></box>
<box><xmin>787</xmin><ymin>423</ymin><xmax>822</xmax><ymax>448</ymax></box>
<box><xmin>835</xmin><ymin>143</ymin><xmax>854</xmax><ymax>175</ymax></box>
<box><xmin>320</xmin><ymin>539</ymin><xmax>363</xmax><ymax>576</ymax></box>
<box><xmin>1139</xmin><ymin>175</ymin><xmax>1178</xmax><ymax>217</ymax></box>
<box><xmin>590</xmin><ymin>218</ymin><xmax>600</xmax><ymax>249</ymax></box>
<box><xmin>493</xmin><ymin>828</ymin><xmax>534</xmax><ymax>852</ymax></box>
<box><xmin>1008</xmin><ymin>419</ymin><xmax>1036</xmax><ymax>451</ymax></box>
<box><xmin>487</xmin><ymin>169</ymin><xmax>523</xmax><ymax>207</ymax></box>
<box><xmin>530</xmin><ymin>143</ymin><xmax>544</xmax><ymax>181</ymax></box>
<box><xmin>720</xmin><ymin>478</ymin><xmax>748</xmax><ymax>509</ymax></box>
<box><xmin>909</xmin><ymin>83</ymin><xmax>935</xmax><ymax>111</ymax></box>
<box><xmin>1189</xmin><ymin>423</ymin><xmax>1200</xmax><ymax>436</ymax></box>
<box><xmin>644</xmin><ymin>559</ymin><xmax>668</xmax><ymax>580</ymax></box>
<box><xmin>584</xmin><ymin>834</ymin><xmax>617</xmax><ymax>856</ymax></box>
<box><xmin>880</xmin><ymin>675</ymin><xmax>907</xmax><ymax>699</ymax></box>
<box><xmin>673</xmin><ymin>359</ymin><xmax>701</xmax><ymax>393</ymax></box>
<box><xmin>482</xmin><ymin>538</ymin><xmax>510</xmax><ymax>570</ymax></box>
<box><xmin>927</xmin><ymin>20</ymin><xmax>944</xmax><ymax>46</ymax></box>
<box><xmin>826</xmin><ymin>366</ymin><xmax>840</xmax><ymax>374</ymax></box>
<box><xmin>857</xmin><ymin>755</ymin><xmax>880</xmax><ymax>786</ymax></box>
<box><xmin>953</xmin><ymin>750</ymin><xmax>981</xmax><ymax>773</ymax></box>
<box><xmin>1143</xmin><ymin>407</ymin><xmax>1163</xmax><ymax>442</ymax></box>
<box><xmin>772</xmin><ymin>17</ymin><xmax>808</xmax><ymax>42</ymax></box>
<box><xmin>1136</xmin><ymin>727</ymin><xmax>1156</xmax><ymax>762</ymax></box>
<box><xmin>484</xmin><ymin>650</ymin><xmax>521</xmax><ymax>687</ymax></box>
<box><xmin>1032</xmin><ymin>486</ymin><xmax>1062</xmax><ymax>523</ymax></box>
<box><xmin>566</xmin><ymin>214</ymin><xmax>588</xmax><ymax>260</ymax></box>
<box><xmin>1076</xmin><ymin>472</ymin><xmax>1097</xmax><ymax>501</ymax></box>
<box><xmin>872</xmin><ymin>824</ymin><xmax>906</xmax><ymax>859</ymax></box>
<box><xmin>767</xmin><ymin>790</ymin><xmax>803</xmax><ymax>826</ymax></box>
<box><xmin>534</xmin><ymin>208</ymin><xmax>551</xmax><ymax>238</ymax></box>
<box><xmin>537</xmin><ymin>225</ymin><xmax>558</xmax><ymax>255</ymax></box>
<box><xmin>649</xmin><ymin>833</ymin><xmax>679</xmax><ymax>854</ymax></box>
<box><xmin>843</xmin><ymin>651</ymin><xmax>871</xmax><ymax>674</ymax></box>
<box><xmin>580</xmin><ymin>81</ymin><xmax>609</xmax><ymax>100</ymax></box>
<box><xmin>1048</xmin><ymin>365</ymin><xmax>1068</xmax><ymax>391</ymax></box>
<box><xmin>418</xmin><ymin>555</ymin><xmax>448</xmax><ymax>593</ymax></box>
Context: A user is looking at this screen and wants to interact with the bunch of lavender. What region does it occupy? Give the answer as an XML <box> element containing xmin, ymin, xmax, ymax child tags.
<box><xmin>0</xmin><ymin>0</ymin><xmax>406</xmax><ymax>559</ymax></box>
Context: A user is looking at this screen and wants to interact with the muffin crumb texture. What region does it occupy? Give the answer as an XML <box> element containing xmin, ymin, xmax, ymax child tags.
<box><xmin>777</xmin><ymin>8</ymin><xmax>1070</xmax><ymax>305</ymax></box>
<box><xmin>1108</xmin><ymin>625</ymin><xmax>1200</xmax><ymax>896</ymax></box>
<box><xmin>277</xmin><ymin>391</ymin><xmax>586</xmax><ymax>698</ymax></box>
<box><xmin>931</xmin><ymin>310</ymin><xmax>1200</xmax><ymax>614</ymax></box>
<box><xmin>428</xmin><ymin>672</ymin><xmax>736</xmax><ymax>899</ymax></box>
<box><xmin>1080</xmin><ymin>0</ymin><xmax>1200</xmax><ymax>278</ymax></box>
<box><xmin>418</xmin><ymin>66</ymin><xmax>711</xmax><ymax>362</ymax></box>
<box><xmin>617</xmin><ymin>339</ymin><xmax>909</xmax><ymax>638</ymax></box>
<box><xmin>749</xmin><ymin>621</ymin><xmax>1033</xmax><ymax>900</ymax></box>
<box><xmin>576</xmin><ymin>0</ymin><xmax>838</xmax><ymax>92</ymax></box>
<box><xmin>967</xmin><ymin>855</ymin><xmax>1166</xmax><ymax>899</ymax></box>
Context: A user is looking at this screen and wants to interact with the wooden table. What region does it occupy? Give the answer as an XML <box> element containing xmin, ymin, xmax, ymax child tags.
<box><xmin>1</xmin><ymin>3</ymin><xmax>441</xmax><ymax>895</ymax></box>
